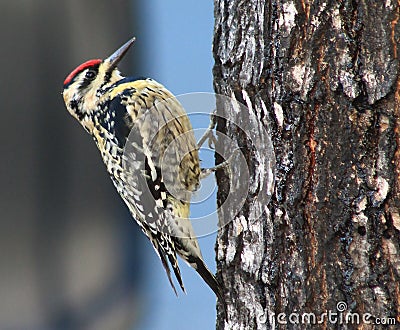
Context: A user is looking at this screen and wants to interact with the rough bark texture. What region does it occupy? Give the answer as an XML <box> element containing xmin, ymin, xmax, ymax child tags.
<box><xmin>213</xmin><ymin>1</ymin><xmax>400</xmax><ymax>329</ymax></box>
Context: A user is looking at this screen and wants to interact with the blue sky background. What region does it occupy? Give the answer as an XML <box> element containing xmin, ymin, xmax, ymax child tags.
<box><xmin>133</xmin><ymin>1</ymin><xmax>218</xmax><ymax>329</ymax></box>
<box><xmin>139</xmin><ymin>1</ymin><xmax>214</xmax><ymax>94</ymax></box>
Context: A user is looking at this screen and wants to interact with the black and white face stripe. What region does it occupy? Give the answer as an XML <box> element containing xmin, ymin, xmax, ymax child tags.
<box><xmin>63</xmin><ymin>64</ymin><xmax>101</xmax><ymax>91</ymax></box>
<box><xmin>63</xmin><ymin>59</ymin><xmax>102</xmax><ymax>89</ymax></box>
<box><xmin>63</xmin><ymin>61</ymin><xmax>104</xmax><ymax>125</ymax></box>
<box><xmin>78</xmin><ymin>65</ymin><xmax>100</xmax><ymax>90</ymax></box>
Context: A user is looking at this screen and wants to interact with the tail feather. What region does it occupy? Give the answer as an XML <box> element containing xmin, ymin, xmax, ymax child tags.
<box><xmin>167</xmin><ymin>251</ymin><xmax>185</xmax><ymax>293</ymax></box>
<box><xmin>156</xmin><ymin>240</ymin><xmax>227</xmax><ymax>318</ymax></box>
<box><xmin>149</xmin><ymin>227</ymin><xmax>226</xmax><ymax>317</ymax></box>
<box><xmin>157</xmin><ymin>246</ymin><xmax>178</xmax><ymax>295</ymax></box>
<box><xmin>191</xmin><ymin>257</ymin><xmax>227</xmax><ymax>318</ymax></box>
<box><xmin>148</xmin><ymin>228</ymin><xmax>185</xmax><ymax>294</ymax></box>
<box><xmin>193</xmin><ymin>258</ymin><xmax>223</xmax><ymax>299</ymax></box>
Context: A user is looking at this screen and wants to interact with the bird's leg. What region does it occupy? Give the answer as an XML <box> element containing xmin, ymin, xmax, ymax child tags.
<box><xmin>197</xmin><ymin>109</ymin><xmax>217</xmax><ymax>149</ymax></box>
<box><xmin>198</xmin><ymin>110</ymin><xmax>240</xmax><ymax>179</ymax></box>
<box><xmin>200</xmin><ymin>150</ymin><xmax>238</xmax><ymax>179</ymax></box>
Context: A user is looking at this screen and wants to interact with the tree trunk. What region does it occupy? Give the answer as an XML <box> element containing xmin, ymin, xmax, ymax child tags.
<box><xmin>213</xmin><ymin>1</ymin><xmax>400</xmax><ymax>329</ymax></box>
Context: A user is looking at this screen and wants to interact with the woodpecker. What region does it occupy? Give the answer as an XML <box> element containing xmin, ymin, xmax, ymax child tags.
<box><xmin>62</xmin><ymin>38</ymin><xmax>224</xmax><ymax>306</ymax></box>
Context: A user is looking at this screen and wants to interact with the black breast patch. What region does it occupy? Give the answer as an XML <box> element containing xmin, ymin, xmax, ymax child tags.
<box><xmin>100</xmin><ymin>96</ymin><xmax>132</xmax><ymax>148</ymax></box>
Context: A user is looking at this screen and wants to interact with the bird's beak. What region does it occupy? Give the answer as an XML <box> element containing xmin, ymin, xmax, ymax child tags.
<box><xmin>104</xmin><ymin>37</ymin><xmax>136</xmax><ymax>73</ymax></box>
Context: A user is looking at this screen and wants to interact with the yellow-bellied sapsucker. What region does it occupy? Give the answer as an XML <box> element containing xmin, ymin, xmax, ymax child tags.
<box><xmin>62</xmin><ymin>37</ymin><xmax>223</xmax><ymax>304</ymax></box>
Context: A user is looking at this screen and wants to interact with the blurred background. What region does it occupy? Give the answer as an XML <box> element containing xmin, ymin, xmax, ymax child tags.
<box><xmin>0</xmin><ymin>1</ymin><xmax>217</xmax><ymax>329</ymax></box>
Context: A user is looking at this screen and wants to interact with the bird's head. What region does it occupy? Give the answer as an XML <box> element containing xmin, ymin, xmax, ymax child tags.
<box><xmin>62</xmin><ymin>37</ymin><xmax>135</xmax><ymax>132</ymax></box>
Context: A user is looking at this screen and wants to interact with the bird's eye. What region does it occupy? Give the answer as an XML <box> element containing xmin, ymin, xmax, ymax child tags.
<box><xmin>85</xmin><ymin>69</ymin><xmax>97</xmax><ymax>80</ymax></box>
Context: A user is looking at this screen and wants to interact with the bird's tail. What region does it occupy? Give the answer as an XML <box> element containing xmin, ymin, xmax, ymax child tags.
<box><xmin>156</xmin><ymin>245</ymin><xmax>179</xmax><ymax>295</ymax></box>
<box><xmin>191</xmin><ymin>257</ymin><xmax>227</xmax><ymax>318</ymax></box>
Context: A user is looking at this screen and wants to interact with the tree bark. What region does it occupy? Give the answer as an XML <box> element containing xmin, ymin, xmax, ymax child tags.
<box><xmin>213</xmin><ymin>1</ymin><xmax>400</xmax><ymax>329</ymax></box>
